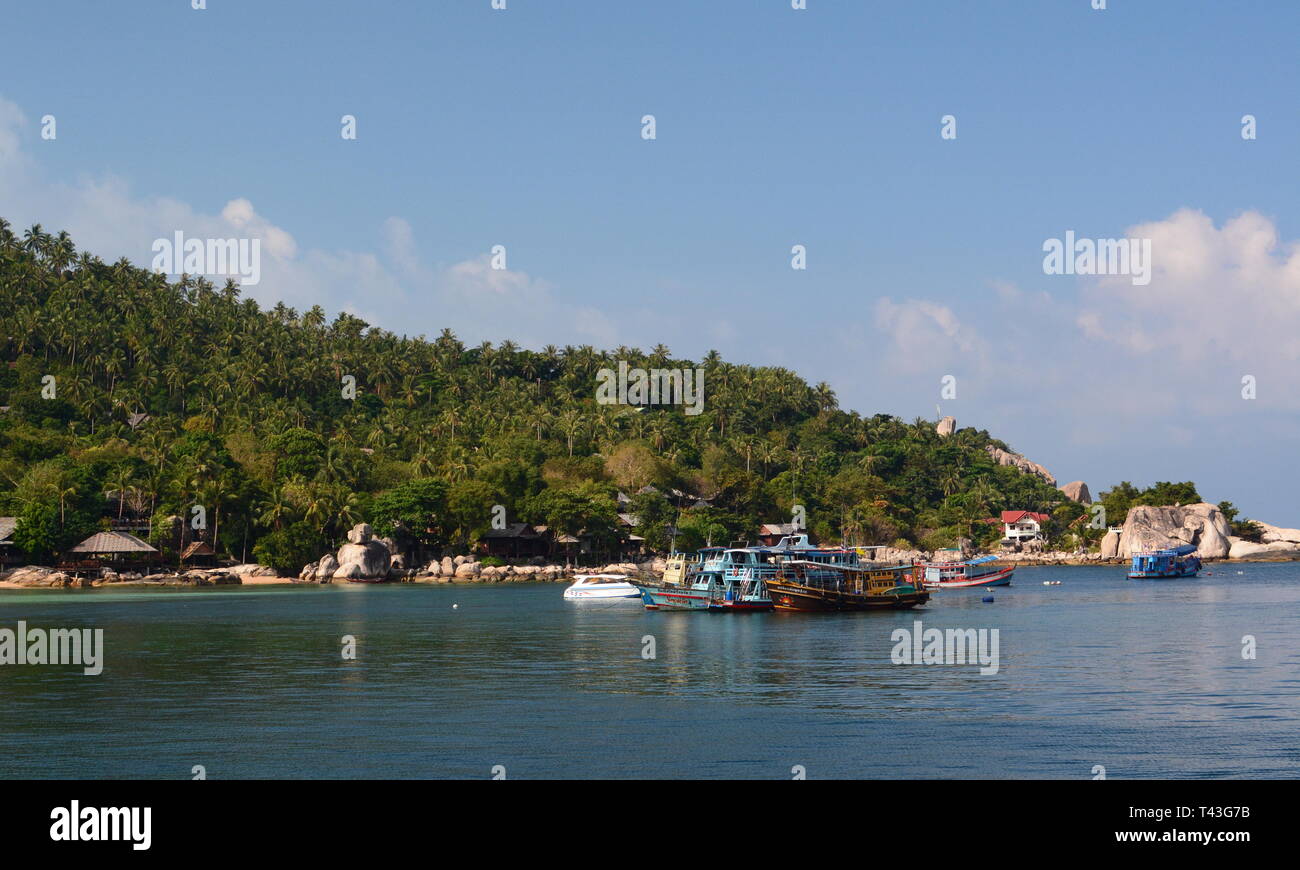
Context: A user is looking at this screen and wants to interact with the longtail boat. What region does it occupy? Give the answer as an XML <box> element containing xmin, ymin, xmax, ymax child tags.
<box><xmin>765</xmin><ymin>560</ymin><xmax>930</xmax><ymax>611</ymax></box>
<box><xmin>1128</xmin><ymin>544</ymin><xmax>1201</xmax><ymax>579</ymax></box>
<box><xmin>918</xmin><ymin>554</ymin><xmax>1014</xmax><ymax>589</ymax></box>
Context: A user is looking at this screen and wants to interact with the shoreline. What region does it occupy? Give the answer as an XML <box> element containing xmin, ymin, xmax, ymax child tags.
<box><xmin>2</xmin><ymin>555</ymin><xmax>1296</xmax><ymax>592</ymax></box>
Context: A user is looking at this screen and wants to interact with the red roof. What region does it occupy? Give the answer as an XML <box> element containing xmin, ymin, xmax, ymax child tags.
<box><xmin>1000</xmin><ymin>510</ymin><xmax>1050</xmax><ymax>524</ymax></box>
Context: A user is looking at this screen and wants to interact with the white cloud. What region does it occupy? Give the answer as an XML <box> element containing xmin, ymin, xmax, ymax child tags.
<box><xmin>1078</xmin><ymin>208</ymin><xmax>1300</xmax><ymax>370</ymax></box>
<box><xmin>873</xmin><ymin>296</ymin><xmax>990</xmax><ymax>375</ymax></box>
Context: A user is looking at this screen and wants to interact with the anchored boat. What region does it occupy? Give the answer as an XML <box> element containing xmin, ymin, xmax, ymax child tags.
<box><xmin>766</xmin><ymin>560</ymin><xmax>929</xmax><ymax>611</ymax></box>
<box><xmin>562</xmin><ymin>574</ymin><xmax>642</xmax><ymax>600</ymax></box>
<box><xmin>637</xmin><ymin>547</ymin><xmax>772</xmax><ymax>611</ymax></box>
<box><xmin>637</xmin><ymin>535</ymin><xmax>852</xmax><ymax>612</ymax></box>
<box><xmin>918</xmin><ymin>554</ymin><xmax>1014</xmax><ymax>589</ymax></box>
<box><xmin>1128</xmin><ymin>544</ymin><xmax>1201</xmax><ymax>579</ymax></box>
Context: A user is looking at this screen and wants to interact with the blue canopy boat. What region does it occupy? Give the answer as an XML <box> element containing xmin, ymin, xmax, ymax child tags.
<box><xmin>1128</xmin><ymin>544</ymin><xmax>1201</xmax><ymax>580</ymax></box>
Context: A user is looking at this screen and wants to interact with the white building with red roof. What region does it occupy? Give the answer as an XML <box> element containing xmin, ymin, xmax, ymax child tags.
<box><xmin>995</xmin><ymin>510</ymin><xmax>1051</xmax><ymax>542</ymax></box>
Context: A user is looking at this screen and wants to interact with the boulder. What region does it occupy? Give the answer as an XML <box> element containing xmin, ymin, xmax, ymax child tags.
<box><xmin>1099</xmin><ymin>529</ymin><xmax>1121</xmax><ymax>559</ymax></box>
<box><xmin>333</xmin><ymin>562</ymin><xmax>366</xmax><ymax>580</ymax></box>
<box><xmin>2</xmin><ymin>566</ymin><xmax>72</xmax><ymax>587</ymax></box>
<box><xmin>936</xmin><ymin>416</ymin><xmax>956</xmax><ymax>437</ymax></box>
<box><xmin>440</xmin><ymin>556</ymin><xmax>454</xmax><ymax>575</ymax></box>
<box><xmin>1117</xmin><ymin>503</ymin><xmax>1232</xmax><ymax>559</ymax></box>
<box><xmin>985</xmin><ymin>446</ymin><xmax>1056</xmax><ymax>486</ymax></box>
<box><xmin>228</xmin><ymin>563</ymin><xmax>279</xmax><ymax>578</ymax></box>
<box><xmin>1059</xmin><ymin>481</ymin><xmax>1092</xmax><ymax>504</ymax></box>
<box><xmin>183</xmin><ymin>569</ymin><xmax>239</xmax><ymax>586</ymax></box>
<box><xmin>1228</xmin><ymin>537</ymin><xmax>1300</xmax><ymax>560</ymax></box>
<box><xmin>315</xmin><ymin>554</ymin><xmax>339</xmax><ymax>581</ymax></box>
<box><xmin>1257</xmin><ymin>522</ymin><xmax>1300</xmax><ymax>544</ymax></box>
<box><xmin>332</xmin><ymin>539</ymin><xmax>391</xmax><ymax>581</ymax></box>
<box><xmin>346</xmin><ymin>523</ymin><xmax>373</xmax><ymax>545</ymax></box>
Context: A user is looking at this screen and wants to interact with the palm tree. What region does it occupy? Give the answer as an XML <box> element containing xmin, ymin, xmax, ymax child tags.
<box><xmin>258</xmin><ymin>487</ymin><xmax>294</xmax><ymax>532</ymax></box>
<box><xmin>557</xmin><ymin>409</ymin><xmax>585</xmax><ymax>457</ymax></box>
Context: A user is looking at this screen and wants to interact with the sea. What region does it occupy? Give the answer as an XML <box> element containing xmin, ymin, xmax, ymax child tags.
<box><xmin>2</xmin><ymin>562</ymin><xmax>1298</xmax><ymax>779</ymax></box>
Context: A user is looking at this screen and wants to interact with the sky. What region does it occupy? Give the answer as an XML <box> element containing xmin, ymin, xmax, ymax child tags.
<box><xmin>2</xmin><ymin>0</ymin><xmax>1300</xmax><ymax>522</ymax></box>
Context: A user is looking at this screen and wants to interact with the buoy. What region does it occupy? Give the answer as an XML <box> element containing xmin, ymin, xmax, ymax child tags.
<box><xmin>452</xmin><ymin>604</ymin><xmax>459</xmax><ymax>610</ymax></box>
<box><xmin>982</xmin><ymin>596</ymin><xmax>994</xmax><ymax>603</ymax></box>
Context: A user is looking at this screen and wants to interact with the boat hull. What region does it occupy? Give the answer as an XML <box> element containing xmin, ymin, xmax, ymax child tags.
<box><xmin>708</xmin><ymin>598</ymin><xmax>774</xmax><ymax>612</ymax></box>
<box><xmin>922</xmin><ymin>565</ymin><xmax>1014</xmax><ymax>589</ymax></box>
<box><xmin>636</xmin><ymin>584</ymin><xmax>712</xmax><ymax>610</ymax></box>
<box><xmin>563</xmin><ymin>586</ymin><xmax>641</xmax><ymax>599</ymax></box>
<box><xmin>1128</xmin><ymin>565</ymin><xmax>1200</xmax><ymax>580</ymax></box>
<box><xmin>765</xmin><ymin>579</ymin><xmax>930</xmax><ymax>612</ymax></box>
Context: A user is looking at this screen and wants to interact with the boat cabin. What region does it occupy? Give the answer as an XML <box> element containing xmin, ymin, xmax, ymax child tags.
<box><xmin>1129</xmin><ymin>544</ymin><xmax>1201</xmax><ymax>578</ymax></box>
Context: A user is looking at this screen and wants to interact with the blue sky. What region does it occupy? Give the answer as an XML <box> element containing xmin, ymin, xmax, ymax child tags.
<box><xmin>3</xmin><ymin>0</ymin><xmax>1300</xmax><ymax>522</ymax></box>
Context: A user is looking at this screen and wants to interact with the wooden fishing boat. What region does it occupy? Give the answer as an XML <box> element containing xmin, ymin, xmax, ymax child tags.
<box><xmin>766</xmin><ymin>560</ymin><xmax>930</xmax><ymax>611</ymax></box>
<box><xmin>918</xmin><ymin>555</ymin><xmax>1014</xmax><ymax>589</ymax></box>
<box><xmin>1128</xmin><ymin>544</ymin><xmax>1201</xmax><ymax>579</ymax></box>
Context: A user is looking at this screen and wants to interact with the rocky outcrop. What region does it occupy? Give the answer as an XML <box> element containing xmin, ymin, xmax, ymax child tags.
<box><xmin>1099</xmin><ymin>529</ymin><xmax>1121</xmax><ymax>559</ymax></box>
<box><xmin>1</xmin><ymin>566</ymin><xmax>77</xmax><ymax>587</ymax></box>
<box><xmin>101</xmin><ymin>568</ymin><xmax>240</xmax><ymax>587</ymax></box>
<box><xmin>403</xmin><ymin>556</ymin><xmax>663</xmax><ymax>584</ymax></box>
<box><xmin>1256</xmin><ymin>522</ymin><xmax>1300</xmax><ymax>545</ymax></box>
<box><xmin>296</xmin><ymin>524</ymin><xmax>393</xmax><ymax>583</ymax></box>
<box><xmin>227</xmin><ymin>563</ymin><xmax>279</xmax><ymax>578</ymax></box>
<box><xmin>1228</xmin><ymin>537</ymin><xmax>1300</xmax><ymax>560</ymax></box>
<box><xmin>1117</xmin><ymin>503</ymin><xmax>1232</xmax><ymax>558</ymax></box>
<box><xmin>936</xmin><ymin>416</ymin><xmax>956</xmax><ymax>437</ymax></box>
<box><xmin>332</xmin><ymin>523</ymin><xmax>392</xmax><ymax>581</ymax></box>
<box><xmin>1059</xmin><ymin>481</ymin><xmax>1092</xmax><ymax>504</ymax></box>
<box><xmin>985</xmin><ymin>446</ymin><xmax>1056</xmax><ymax>486</ymax></box>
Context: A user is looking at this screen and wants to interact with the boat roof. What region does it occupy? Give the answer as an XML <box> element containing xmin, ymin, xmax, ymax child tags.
<box><xmin>919</xmin><ymin>554</ymin><xmax>998</xmax><ymax>566</ymax></box>
<box><xmin>1134</xmin><ymin>544</ymin><xmax>1197</xmax><ymax>557</ymax></box>
<box><xmin>780</xmin><ymin>559</ymin><xmax>909</xmax><ymax>571</ymax></box>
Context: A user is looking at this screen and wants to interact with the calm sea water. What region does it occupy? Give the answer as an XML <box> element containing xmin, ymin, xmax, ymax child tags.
<box><xmin>2</xmin><ymin>563</ymin><xmax>1299</xmax><ymax>779</ymax></box>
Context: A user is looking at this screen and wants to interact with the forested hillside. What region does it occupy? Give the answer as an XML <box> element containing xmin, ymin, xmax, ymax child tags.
<box><xmin>0</xmin><ymin>219</ymin><xmax>1072</xmax><ymax>570</ymax></box>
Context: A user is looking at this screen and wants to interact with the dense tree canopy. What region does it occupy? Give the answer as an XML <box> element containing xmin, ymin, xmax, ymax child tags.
<box><xmin>1</xmin><ymin>219</ymin><xmax>1103</xmax><ymax>564</ymax></box>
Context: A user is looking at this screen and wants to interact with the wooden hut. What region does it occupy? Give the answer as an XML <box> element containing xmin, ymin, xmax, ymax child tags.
<box><xmin>482</xmin><ymin>523</ymin><xmax>549</xmax><ymax>558</ymax></box>
<box><xmin>180</xmin><ymin>540</ymin><xmax>217</xmax><ymax>567</ymax></box>
<box><xmin>0</xmin><ymin>517</ymin><xmax>18</xmax><ymax>567</ymax></box>
<box><xmin>63</xmin><ymin>531</ymin><xmax>160</xmax><ymax>574</ymax></box>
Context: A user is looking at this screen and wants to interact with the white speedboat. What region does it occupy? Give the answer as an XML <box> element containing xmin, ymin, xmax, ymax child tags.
<box><xmin>562</xmin><ymin>574</ymin><xmax>641</xmax><ymax>600</ymax></box>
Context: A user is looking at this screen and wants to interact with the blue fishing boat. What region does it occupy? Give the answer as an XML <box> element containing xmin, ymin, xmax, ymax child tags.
<box><xmin>1128</xmin><ymin>544</ymin><xmax>1201</xmax><ymax>579</ymax></box>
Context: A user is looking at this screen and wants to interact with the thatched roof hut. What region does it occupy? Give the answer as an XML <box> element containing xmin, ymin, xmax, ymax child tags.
<box><xmin>68</xmin><ymin>531</ymin><xmax>158</xmax><ymax>555</ymax></box>
<box><xmin>180</xmin><ymin>541</ymin><xmax>216</xmax><ymax>564</ymax></box>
